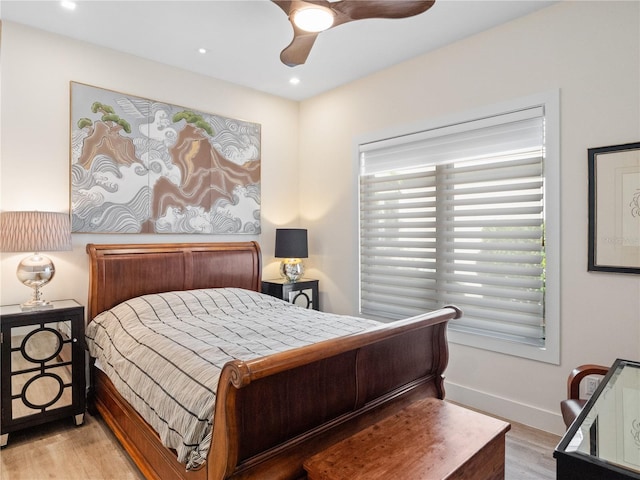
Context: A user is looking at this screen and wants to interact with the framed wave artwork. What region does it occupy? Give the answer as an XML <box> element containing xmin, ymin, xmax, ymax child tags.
<box><xmin>70</xmin><ymin>82</ymin><xmax>261</xmax><ymax>234</ymax></box>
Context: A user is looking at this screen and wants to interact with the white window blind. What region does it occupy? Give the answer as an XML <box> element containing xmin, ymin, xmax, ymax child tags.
<box><xmin>359</xmin><ymin>107</ymin><xmax>547</xmax><ymax>348</ymax></box>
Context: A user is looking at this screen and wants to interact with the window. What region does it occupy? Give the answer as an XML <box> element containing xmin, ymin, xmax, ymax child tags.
<box><xmin>358</xmin><ymin>92</ymin><xmax>559</xmax><ymax>363</ymax></box>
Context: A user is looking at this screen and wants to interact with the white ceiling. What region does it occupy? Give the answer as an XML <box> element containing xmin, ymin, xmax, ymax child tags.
<box><xmin>1</xmin><ymin>0</ymin><xmax>556</xmax><ymax>101</ymax></box>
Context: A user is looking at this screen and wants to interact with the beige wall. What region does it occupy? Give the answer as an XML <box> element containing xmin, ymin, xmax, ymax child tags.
<box><xmin>298</xmin><ymin>1</ymin><xmax>640</xmax><ymax>434</ymax></box>
<box><xmin>1</xmin><ymin>1</ymin><xmax>639</xmax><ymax>435</ymax></box>
<box><xmin>0</xmin><ymin>21</ymin><xmax>300</xmax><ymax>307</ymax></box>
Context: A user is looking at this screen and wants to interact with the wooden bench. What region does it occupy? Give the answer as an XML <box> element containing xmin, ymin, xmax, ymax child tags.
<box><xmin>303</xmin><ymin>397</ymin><xmax>511</xmax><ymax>480</ymax></box>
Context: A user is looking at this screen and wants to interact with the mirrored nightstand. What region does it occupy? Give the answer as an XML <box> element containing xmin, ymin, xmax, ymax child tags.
<box><xmin>262</xmin><ymin>279</ymin><xmax>320</xmax><ymax>311</ymax></box>
<box><xmin>0</xmin><ymin>299</ymin><xmax>85</xmax><ymax>447</ymax></box>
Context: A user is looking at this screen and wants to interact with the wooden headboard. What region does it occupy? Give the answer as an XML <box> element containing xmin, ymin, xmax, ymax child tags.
<box><xmin>86</xmin><ymin>242</ymin><xmax>262</xmax><ymax>320</ymax></box>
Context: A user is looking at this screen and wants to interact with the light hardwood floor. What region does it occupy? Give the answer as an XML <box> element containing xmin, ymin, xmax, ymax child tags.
<box><xmin>1</xmin><ymin>409</ymin><xmax>560</xmax><ymax>479</ymax></box>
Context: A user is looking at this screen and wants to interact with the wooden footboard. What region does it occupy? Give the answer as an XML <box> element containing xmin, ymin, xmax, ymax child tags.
<box><xmin>85</xmin><ymin>242</ymin><xmax>461</xmax><ymax>480</ymax></box>
<box><xmin>210</xmin><ymin>305</ymin><xmax>461</xmax><ymax>480</ymax></box>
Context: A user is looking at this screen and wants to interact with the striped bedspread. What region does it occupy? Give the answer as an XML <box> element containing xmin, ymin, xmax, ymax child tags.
<box><xmin>85</xmin><ymin>288</ymin><xmax>381</xmax><ymax>470</ymax></box>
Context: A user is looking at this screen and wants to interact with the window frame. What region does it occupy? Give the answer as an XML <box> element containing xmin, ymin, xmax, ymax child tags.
<box><xmin>354</xmin><ymin>91</ymin><xmax>560</xmax><ymax>364</ymax></box>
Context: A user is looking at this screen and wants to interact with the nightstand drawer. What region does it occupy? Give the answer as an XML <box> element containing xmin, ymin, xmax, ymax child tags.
<box><xmin>262</xmin><ymin>279</ymin><xmax>320</xmax><ymax>311</ymax></box>
<box><xmin>0</xmin><ymin>300</ymin><xmax>85</xmax><ymax>447</ymax></box>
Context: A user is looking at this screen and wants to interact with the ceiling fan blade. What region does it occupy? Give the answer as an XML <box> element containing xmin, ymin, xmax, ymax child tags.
<box><xmin>280</xmin><ymin>28</ymin><xmax>320</xmax><ymax>67</ymax></box>
<box><xmin>331</xmin><ymin>1</ymin><xmax>436</xmax><ymax>21</ymax></box>
<box><xmin>272</xmin><ymin>0</ymin><xmax>294</xmax><ymax>15</ymax></box>
<box><xmin>273</xmin><ymin>0</ymin><xmax>326</xmax><ymax>66</ymax></box>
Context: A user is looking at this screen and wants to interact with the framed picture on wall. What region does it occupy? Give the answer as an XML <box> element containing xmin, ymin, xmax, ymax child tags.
<box><xmin>69</xmin><ymin>82</ymin><xmax>262</xmax><ymax>234</ymax></box>
<box><xmin>588</xmin><ymin>141</ymin><xmax>640</xmax><ymax>273</ymax></box>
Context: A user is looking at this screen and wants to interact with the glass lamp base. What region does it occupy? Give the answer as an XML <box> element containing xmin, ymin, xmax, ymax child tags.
<box><xmin>17</xmin><ymin>253</ymin><xmax>55</xmax><ymax>310</ymax></box>
<box><xmin>280</xmin><ymin>259</ymin><xmax>304</xmax><ymax>282</ymax></box>
<box><xmin>20</xmin><ymin>298</ymin><xmax>53</xmax><ymax>311</ymax></box>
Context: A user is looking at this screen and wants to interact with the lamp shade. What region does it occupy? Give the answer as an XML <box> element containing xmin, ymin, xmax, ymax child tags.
<box><xmin>275</xmin><ymin>229</ymin><xmax>308</xmax><ymax>258</ymax></box>
<box><xmin>1</xmin><ymin>211</ymin><xmax>72</xmax><ymax>253</ymax></box>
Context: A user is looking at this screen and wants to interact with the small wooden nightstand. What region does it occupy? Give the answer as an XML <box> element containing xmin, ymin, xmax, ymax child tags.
<box><xmin>0</xmin><ymin>299</ymin><xmax>85</xmax><ymax>447</ymax></box>
<box><xmin>262</xmin><ymin>278</ymin><xmax>320</xmax><ymax>311</ymax></box>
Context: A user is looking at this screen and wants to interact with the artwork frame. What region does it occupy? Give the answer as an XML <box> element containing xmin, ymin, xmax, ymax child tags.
<box><xmin>588</xmin><ymin>141</ymin><xmax>640</xmax><ymax>273</ymax></box>
<box><xmin>70</xmin><ymin>82</ymin><xmax>261</xmax><ymax>234</ymax></box>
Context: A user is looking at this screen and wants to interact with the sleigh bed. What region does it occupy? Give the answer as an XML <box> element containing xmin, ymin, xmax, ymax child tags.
<box><xmin>85</xmin><ymin>242</ymin><xmax>461</xmax><ymax>480</ymax></box>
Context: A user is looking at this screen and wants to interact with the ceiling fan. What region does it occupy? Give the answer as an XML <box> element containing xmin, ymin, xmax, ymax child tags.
<box><xmin>273</xmin><ymin>0</ymin><xmax>436</xmax><ymax>67</ymax></box>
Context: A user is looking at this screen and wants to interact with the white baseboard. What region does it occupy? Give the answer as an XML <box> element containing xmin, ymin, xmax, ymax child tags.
<box><xmin>444</xmin><ymin>380</ymin><xmax>566</xmax><ymax>436</ymax></box>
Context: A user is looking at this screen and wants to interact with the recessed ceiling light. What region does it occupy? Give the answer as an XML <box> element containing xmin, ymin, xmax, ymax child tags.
<box><xmin>289</xmin><ymin>77</ymin><xmax>300</xmax><ymax>85</ymax></box>
<box><xmin>61</xmin><ymin>1</ymin><xmax>76</xmax><ymax>10</ymax></box>
<box><xmin>198</xmin><ymin>48</ymin><xmax>207</xmax><ymax>54</ymax></box>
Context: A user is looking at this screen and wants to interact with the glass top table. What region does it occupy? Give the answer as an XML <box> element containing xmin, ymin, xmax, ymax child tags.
<box><xmin>555</xmin><ymin>358</ymin><xmax>640</xmax><ymax>480</ymax></box>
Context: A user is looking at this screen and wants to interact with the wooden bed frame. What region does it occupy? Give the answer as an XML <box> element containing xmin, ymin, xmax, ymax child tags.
<box><xmin>86</xmin><ymin>242</ymin><xmax>461</xmax><ymax>480</ymax></box>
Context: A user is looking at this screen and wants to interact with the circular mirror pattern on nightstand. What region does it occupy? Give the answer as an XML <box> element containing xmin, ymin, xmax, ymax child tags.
<box><xmin>22</xmin><ymin>327</ymin><xmax>63</xmax><ymax>363</ymax></box>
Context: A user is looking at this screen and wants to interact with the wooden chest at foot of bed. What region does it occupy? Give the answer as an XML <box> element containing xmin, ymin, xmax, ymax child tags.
<box><xmin>303</xmin><ymin>397</ymin><xmax>511</xmax><ymax>480</ymax></box>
